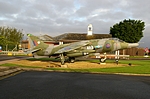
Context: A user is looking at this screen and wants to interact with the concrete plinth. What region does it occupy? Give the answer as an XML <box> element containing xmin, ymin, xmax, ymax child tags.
<box><xmin>100</xmin><ymin>63</ymin><xmax>106</xmax><ymax>65</ymax></box>
<box><xmin>61</xmin><ymin>65</ymin><xmax>68</xmax><ymax>68</ymax></box>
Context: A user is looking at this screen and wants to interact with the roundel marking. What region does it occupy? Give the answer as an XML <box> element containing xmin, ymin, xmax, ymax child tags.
<box><xmin>37</xmin><ymin>41</ymin><xmax>40</xmax><ymax>44</ymax></box>
<box><xmin>106</xmin><ymin>43</ymin><xmax>111</xmax><ymax>48</ymax></box>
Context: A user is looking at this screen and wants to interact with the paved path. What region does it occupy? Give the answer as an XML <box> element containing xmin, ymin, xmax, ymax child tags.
<box><xmin>0</xmin><ymin>55</ymin><xmax>28</xmax><ymax>65</ymax></box>
<box><xmin>0</xmin><ymin>71</ymin><xmax>150</xmax><ymax>99</ymax></box>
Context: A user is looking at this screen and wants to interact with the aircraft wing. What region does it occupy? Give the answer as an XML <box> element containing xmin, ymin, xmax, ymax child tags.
<box><xmin>25</xmin><ymin>48</ymin><xmax>41</xmax><ymax>54</ymax></box>
<box><xmin>54</xmin><ymin>41</ymin><xmax>89</xmax><ymax>54</ymax></box>
<box><xmin>31</xmin><ymin>48</ymin><xmax>41</xmax><ymax>53</ymax></box>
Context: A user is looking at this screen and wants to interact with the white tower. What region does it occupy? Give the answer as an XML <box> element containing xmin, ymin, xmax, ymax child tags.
<box><xmin>87</xmin><ymin>24</ymin><xmax>93</xmax><ymax>35</ymax></box>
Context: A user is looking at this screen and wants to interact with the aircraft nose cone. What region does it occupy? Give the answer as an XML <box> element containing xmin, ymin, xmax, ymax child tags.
<box><xmin>128</xmin><ymin>43</ymin><xmax>139</xmax><ymax>48</ymax></box>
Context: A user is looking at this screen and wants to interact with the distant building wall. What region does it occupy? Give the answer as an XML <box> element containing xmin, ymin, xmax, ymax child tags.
<box><xmin>119</xmin><ymin>48</ymin><xmax>145</xmax><ymax>56</ymax></box>
<box><xmin>21</xmin><ymin>40</ymin><xmax>28</xmax><ymax>49</ymax></box>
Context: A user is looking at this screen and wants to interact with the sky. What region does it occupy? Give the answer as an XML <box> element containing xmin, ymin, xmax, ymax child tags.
<box><xmin>0</xmin><ymin>0</ymin><xmax>150</xmax><ymax>47</ymax></box>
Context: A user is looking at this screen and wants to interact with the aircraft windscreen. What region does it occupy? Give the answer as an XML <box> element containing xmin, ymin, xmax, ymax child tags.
<box><xmin>118</xmin><ymin>39</ymin><xmax>124</xmax><ymax>42</ymax></box>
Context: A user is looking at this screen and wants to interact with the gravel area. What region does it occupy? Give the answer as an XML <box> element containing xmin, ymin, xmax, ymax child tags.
<box><xmin>7</xmin><ymin>60</ymin><xmax>129</xmax><ymax>69</ymax></box>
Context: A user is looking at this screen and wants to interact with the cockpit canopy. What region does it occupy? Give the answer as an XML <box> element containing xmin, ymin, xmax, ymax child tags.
<box><xmin>109</xmin><ymin>38</ymin><xmax>125</xmax><ymax>43</ymax></box>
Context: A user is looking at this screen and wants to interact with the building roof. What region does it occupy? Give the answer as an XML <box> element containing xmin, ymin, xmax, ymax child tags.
<box><xmin>53</xmin><ymin>33</ymin><xmax>112</xmax><ymax>41</ymax></box>
<box><xmin>38</xmin><ymin>35</ymin><xmax>54</xmax><ymax>41</ymax></box>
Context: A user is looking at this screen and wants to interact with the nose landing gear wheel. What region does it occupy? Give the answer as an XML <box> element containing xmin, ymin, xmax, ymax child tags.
<box><xmin>99</xmin><ymin>58</ymin><xmax>106</xmax><ymax>63</ymax></box>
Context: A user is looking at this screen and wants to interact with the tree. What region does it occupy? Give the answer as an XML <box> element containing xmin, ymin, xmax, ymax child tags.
<box><xmin>0</xmin><ymin>26</ymin><xmax>24</xmax><ymax>50</ymax></box>
<box><xmin>110</xmin><ymin>19</ymin><xmax>145</xmax><ymax>43</ymax></box>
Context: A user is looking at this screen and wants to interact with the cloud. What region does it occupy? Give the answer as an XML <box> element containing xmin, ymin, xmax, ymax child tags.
<box><xmin>0</xmin><ymin>0</ymin><xmax>150</xmax><ymax>47</ymax></box>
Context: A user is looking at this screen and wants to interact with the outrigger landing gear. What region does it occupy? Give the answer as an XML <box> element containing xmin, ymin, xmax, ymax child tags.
<box><xmin>115</xmin><ymin>59</ymin><xmax>119</xmax><ymax>65</ymax></box>
<box><xmin>60</xmin><ymin>54</ymin><xmax>65</xmax><ymax>65</ymax></box>
<box><xmin>68</xmin><ymin>57</ymin><xmax>75</xmax><ymax>63</ymax></box>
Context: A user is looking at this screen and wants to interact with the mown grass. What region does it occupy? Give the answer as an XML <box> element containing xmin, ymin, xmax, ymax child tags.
<box><xmin>82</xmin><ymin>59</ymin><xmax>150</xmax><ymax>74</ymax></box>
<box><xmin>0</xmin><ymin>63</ymin><xmax>44</xmax><ymax>69</ymax></box>
<box><xmin>88</xmin><ymin>65</ymin><xmax>150</xmax><ymax>74</ymax></box>
<box><xmin>27</xmin><ymin>57</ymin><xmax>60</xmax><ymax>62</ymax></box>
<box><xmin>1</xmin><ymin>58</ymin><xmax>150</xmax><ymax>74</ymax></box>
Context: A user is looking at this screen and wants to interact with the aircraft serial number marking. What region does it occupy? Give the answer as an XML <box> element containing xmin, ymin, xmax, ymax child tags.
<box><xmin>87</xmin><ymin>46</ymin><xmax>94</xmax><ymax>49</ymax></box>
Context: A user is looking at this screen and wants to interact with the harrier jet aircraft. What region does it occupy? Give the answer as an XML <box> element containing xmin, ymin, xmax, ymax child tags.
<box><xmin>27</xmin><ymin>34</ymin><xmax>139</xmax><ymax>65</ymax></box>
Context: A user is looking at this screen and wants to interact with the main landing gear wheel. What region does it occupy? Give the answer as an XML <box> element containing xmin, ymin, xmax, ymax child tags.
<box><xmin>99</xmin><ymin>53</ymin><xmax>107</xmax><ymax>63</ymax></box>
<box><xmin>69</xmin><ymin>57</ymin><xmax>75</xmax><ymax>63</ymax></box>
<box><xmin>60</xmin><ymin>54</ymin><xmax>65</xmax><ymax>65</ymax></box>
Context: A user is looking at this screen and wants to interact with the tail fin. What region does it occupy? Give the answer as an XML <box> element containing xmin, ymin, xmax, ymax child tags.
<box><xmin>27</xmin><ymin>34</ymin><xmax>49</xmax><ymax>53</ymax></box>
<box><xmin>27</xmin><ymin>34</ymin><xmax>41</xmax><ymax>49</ymax></box>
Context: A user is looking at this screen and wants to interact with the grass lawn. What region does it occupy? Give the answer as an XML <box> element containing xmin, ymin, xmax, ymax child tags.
<box><xmin>85</xmin><ymin>60</ymin><xmax>150</xmax><ymax>74</ymax></box>
<box><xmin>1</xmin><ymin>58</ymin><xmax>150</xmax><ymax>74</ymax></box>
